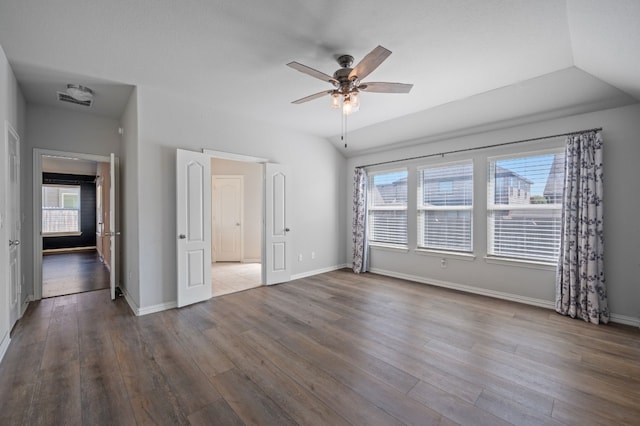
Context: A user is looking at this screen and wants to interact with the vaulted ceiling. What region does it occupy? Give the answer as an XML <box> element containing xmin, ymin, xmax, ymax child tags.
<box><xmin>1</xmin><ymin>0</ymin><xmax>638</xmax><ymax>155</ymax></box>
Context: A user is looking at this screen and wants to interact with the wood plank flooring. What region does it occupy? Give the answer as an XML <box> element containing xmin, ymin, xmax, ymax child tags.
<box><xmin>42</xmin><ymin>251</ymin><xmax>110</xmax><ymax>298</ymax></box>
<box><xmin>1</xmin><ymin>269</ymin><xmax>639</xmax><ymax>425</ymax></box>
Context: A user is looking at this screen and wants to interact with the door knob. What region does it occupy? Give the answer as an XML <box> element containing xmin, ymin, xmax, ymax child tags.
<box><xmin>236</xmin><ymin>223</ymin><xmax>240</xmax><ymax>226</ymax></box>
<box><xmin>179</xmin><ymin>234</ymin><xmax>186</xmax><ymax>239</ymax></box>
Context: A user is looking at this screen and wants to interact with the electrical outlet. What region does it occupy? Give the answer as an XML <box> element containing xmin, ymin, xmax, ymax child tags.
<box><xmin>440</xmin><ymin>258</ymin><xmax>447</xmax><ymax>268</ymax></box>
<box><xmin>311</xmin><ymin>251</ymin><xmax>315</xmax><ymax>260</ymax></box>
<box><xmin>298</xmin><ymin>254</ymin><xmax>303</xmax><ymax>262</ymax></box>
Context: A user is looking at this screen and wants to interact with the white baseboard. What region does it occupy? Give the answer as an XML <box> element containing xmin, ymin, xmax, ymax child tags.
<box><xmin>20</xmin><ymin>295</ymin><xmax>32</xmax><ymax>318</ymax></box>
<box><xmin>0</xmin><ymin>330</ymin><xmax>10</xmax><ymax>365</ymax></box>
<box><xmin>122</xmin><ymin>288</ymin><xmax>176</xmax><ymax>316</ymax></box>
<box><xmin>369</xmin><ymin>268</ymin><xmax>638</xmax><ymax>327</ymax></box>
<box><xmin>242</xmin><ymin>258</ymin><xmax>261</xmax><ymax>264</ymax></box>
<box><xmin>609</xmin><ymin>313</ymin><xmax>640</xmax><ymax>328</ymax></box>
<box><xmin>291</xmin><ymin>263</ymin><xmax>349</xmax><ymax>281</ymax></box>
<box><xmin>370</xmin><ymin>268</ymin><xmax>555</xmax><ymax>309</ymax></box>
<box><xmin>42</xmin><ymin>246</ymin><xmax>97</xmax><ymax>254</ymax></box>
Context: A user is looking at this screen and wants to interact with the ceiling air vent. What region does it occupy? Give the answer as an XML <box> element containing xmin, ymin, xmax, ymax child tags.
<box><xmin>57</xmin><ymin>84</ymin><xmax>94</xmax><ymax>107</ymax></box>
<box><xmin>57</xmin><ymin>92</ymin><xmax>93</xmax><ymax>107</ymax></box>
<box><xmin>58</xmin><ymin>92</ymin><xmax>93</xmax><ymax>107</ymax></box>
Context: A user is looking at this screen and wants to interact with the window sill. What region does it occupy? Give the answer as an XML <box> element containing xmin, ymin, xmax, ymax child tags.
<box><xmin>414</xmin><ymin>248</ymin><xmax>476</xmax><ymax>261</ymax></box>
<box><xmin>369</xmin><ymin>243</ymin><xmax>409</xmax><ymax>253</ymax></box>
<box><xmin>484</xmin><ymin>256</ymin><xmax>557</xmax><ymax>271</ymax></box>
<box><xmin>43</xmin><ymin>232</ymin><xmax>82</xmax><ymax>238</ymax></box>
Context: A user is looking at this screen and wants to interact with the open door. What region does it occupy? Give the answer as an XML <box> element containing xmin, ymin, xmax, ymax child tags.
<box><xmin>176</xmin><ymin>149</ymin><xmax>212</xmax><ymax>307</ymax></box>
<box><xmin>7</xmin><ymin>124</ymin><xmax>21</xmax><ymax>327</ymax></box>
<box><xmin>109</xmin><ymin>153</ymin><xmax>120</xmax><ymax>300</ymax></box>
<box><xmin>264</xmin><ymin>163</ymin><xmax>291</xmax><ymax>285</ymax></box>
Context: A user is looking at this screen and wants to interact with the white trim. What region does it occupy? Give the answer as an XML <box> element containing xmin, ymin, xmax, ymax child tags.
<box><xmin>368</xmin><ymin>268</ymin><xmax>637</xmax><ymax>326</ymax></box>
<box><xmin>0</xmin><ymin>331</ymin><xmax>9</xmax><ymax>365</ymax></box>
<box><xmin>202</xmin><ymin>149</ymin><xmax>269</xmax><ymax>163</ymax></box>
<box><xmin>242</xmin><ymin>258</ymin><xmax>261</xmax><ymax>263</ymax></box>
<box><xmin>290</xmin><ymin>264</ymin><xmax>348</xmax><ymax>281</ymax></box>
<box><xmin>43</xmin><ymin>246</ymin><xmax>96</xmax><ymax>254</ymax></box>
<box><xmin>609</xmin><ymin>314</ymin><xmax>640</xmax><ymax>328</ymax></box>
<box><xmin>122</xmin><ymin>288</ymin><xmax>176</xmax><ymax>316</ymax></box>
<box><xmin>33</xmin><ymin>149</ymin><xmax>111</xmax><ymax>300</ymax></box>
<box><xmin>370</xmin><ymin>267</ymin><xmax>555</xmax><ymax>309</ymax></box>
<box><xmin>42</xmin><ymin>232</ymin><xmax>83</xmax><ymax>238</ymax></box>
<box><xmin>138</xmin><ymin>301</ymin><xmax>177</xmax><ymax>316</ymax></box>
<box><xmin>20</xmin><ymin>295</ymin><xmax>32</xmax><ymax>318</ymax></box>
<box><xmin>414</xmin><ymin>248</ymin><xmax>476</xmax><ymax>261</ymax></box>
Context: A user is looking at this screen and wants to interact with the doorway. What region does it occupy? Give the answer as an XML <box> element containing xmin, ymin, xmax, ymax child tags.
<box><xmin>33</xmin><ymin>149</ymin><xmax>119</xmax><ymax>300</ymax></box>
<box><xmin>211</xmin><ymin>158</ymin><xmax>262</xmax><ymax>297</ymax></box>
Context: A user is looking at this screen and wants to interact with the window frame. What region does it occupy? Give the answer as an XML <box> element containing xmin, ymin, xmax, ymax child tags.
<box><xmin>486</xmin><ymin>147</ymin><xmax>565</xmax><ymax>264</ymax></box>
<box><xmin>367</xmin><ymin>168</ymin><xmax>409</xmax><ymax>248</ymax></box>
<box><xmin>416</xmin><ymin>159</ymin><xmax>474</xmax><ymax>253</ymax></box>
<box><xmin>42</xmin><ymin>184</ymin><xmax>82</xmax><ymax>237</ymax></box>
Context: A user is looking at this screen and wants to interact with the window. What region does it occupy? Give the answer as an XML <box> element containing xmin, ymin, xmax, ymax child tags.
<box><xmin>42</xmin><ymin>185</ymin><xmax>81</xmax><ymax>234</ymax></box>
<box><xmin>368</xmin><ymin>169</ymin><xmax>408</xmax><ymax>246</ymax></box>
<box><xmin>418</xmin><ymin>161</ymin><xmax>473</xmax><ymax>252</ymax></box>
<box><xmin>487</xmin><ymin>150</ymin><xmax>565</xmax><ymax>262</ymax></box>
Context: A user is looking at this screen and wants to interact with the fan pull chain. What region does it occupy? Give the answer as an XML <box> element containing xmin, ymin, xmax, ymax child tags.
<box><xmin>341</xmin><ymin>112</ymin><xmax>348</xmax><ymax>148</ymax></box>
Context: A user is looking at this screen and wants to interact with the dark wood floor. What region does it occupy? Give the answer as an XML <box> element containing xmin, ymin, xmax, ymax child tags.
<box><xmin>42</xmin><ymin>251</ymin><xmax>110</xmax><ymax>298</ymax></box>
<box><xmin>1</xmin><ymin>270</ymin><xmax>639</xmax><ymax>425</ymax></box>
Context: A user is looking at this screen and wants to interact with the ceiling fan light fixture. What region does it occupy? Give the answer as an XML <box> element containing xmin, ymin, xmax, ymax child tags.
<box><xmin>350</xmin><ymin>91</ymin><xmax>360</xmax><ymax>109</ymax></box>
<box><xmin>331</xmin><ymin>92</ymin><xmax>341</xmax><ymax>109</ymax></box>
<box><xmin>342</xmin><ymin>95</ymin><xmax>354</xmax><ymax>116</ymax></box>
<box><xmin>66</xmin><ymin>84</ymin><xmax>94</xmax><ymax>102</ymax></box>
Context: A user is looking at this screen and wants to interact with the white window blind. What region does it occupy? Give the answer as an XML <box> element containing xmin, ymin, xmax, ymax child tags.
<box><xmin>42</xmin><ymin>185</ymin><xmax>81</xmax><ymax>234</ymax></box>
<box><xmin>368</xmin><ymin>170</ymin><xmax>408</xmax><ymax>246</ymax></box>
<box><xmin>418</xmin><ymin>161</ymin><xmax>473</xmax><ymax>252</ymax></box>
<box><xmin>487</xmin><ymin>150</ymin><xmax>565</xmax><ymax>262</ymax></box>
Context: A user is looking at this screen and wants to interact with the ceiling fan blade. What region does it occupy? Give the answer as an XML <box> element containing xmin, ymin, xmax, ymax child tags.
<box><xmin>291</xmin><ymin>90</ymin><xmax>332</xmax><ymax>104</ymax></box>
<box><xmin>359</xmin><ymin>82</ymin><xmax>413</xmax><ymax>93</ymax></box>
<box><xmin>349</xmin><ymin>45</ymin><xmax>392</xmax><ymax>81</ymax></box>
<box><xmin>287</xmin><ymin>62</ymin><xmax>338</xmax><ymax>85</ymax></box>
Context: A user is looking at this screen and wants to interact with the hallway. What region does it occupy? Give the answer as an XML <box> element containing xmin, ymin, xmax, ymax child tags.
<box><xmin>42</xmin><ymin>251</ymin><xmax>110</xmax><ymax>298</ymax></box>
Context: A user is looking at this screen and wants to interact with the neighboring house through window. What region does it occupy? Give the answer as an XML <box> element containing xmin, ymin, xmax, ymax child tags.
<box><xmin>42</xmin><ymin>184</ymin><xmax>81</xmax><ymax>235</ymax></box>
<box><xmin>487</xmin><ymin>150</ymin><xmax>565</xmax><ymax>262</ymax></box>
<box><xmin>418</xmin><ymin>161</ymin><xmax>473</xmax><ymax>252</ymax></box>
<box><xmin>368</xmin><ymin>169</ymin><xmax>408</xmax><ymax>246</ymax></box>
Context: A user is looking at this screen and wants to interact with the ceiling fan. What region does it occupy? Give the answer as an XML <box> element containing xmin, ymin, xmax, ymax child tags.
<box><xmin>287</xmin><ymin>45</ymin><xmax>413</xmax><ymax>116</ymax></box>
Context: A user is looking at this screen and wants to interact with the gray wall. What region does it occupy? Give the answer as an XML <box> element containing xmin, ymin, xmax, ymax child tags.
<box><xmin>23</xmin><ymin>105</ymin><xmax>121</xmax><ymax>301</ymax></box>
<box><xmin>134</xmin><ymin>86</ymin><xmax>347</xmax><ymax>309</ymax></box>
<box><xmin>346</xmin><ymin>103</ymin><xmax>640</xmax><ymax>324</ymax></box>
<box><xmin>120</xmin><ymin>88</ymin><xmax>140</xmax><ymax>307</ymax></box>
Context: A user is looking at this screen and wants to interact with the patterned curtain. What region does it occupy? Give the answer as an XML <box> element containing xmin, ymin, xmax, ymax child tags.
<box><xmin>556</xmin><ymin>131</ymin><xmax>608</xmax><ymax>324</ymax></box>
<box><xmin>352</xmin><ymin>167</ymin><xmax>369</xmax><ymax>273</ymax></box>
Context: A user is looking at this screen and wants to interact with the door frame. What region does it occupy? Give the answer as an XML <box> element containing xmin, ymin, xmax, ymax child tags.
<box><xmin>211</xmin><ymin>175</ymin><xmax>244</xmax><ymax>263</ymax></box>
<box><xmin>32</xmin><ymin>148</ymin><xmax>114</xmax><ymax>300</ymax></box>
<box><xmin>6</xmin><ymin>121</ymin><xmax>21</xmax><ymax>327</ymax></box>
<box><xmin>203</xmin><ymin>149</ymin><xmax>269</xmax><ymax>283</ymax></box>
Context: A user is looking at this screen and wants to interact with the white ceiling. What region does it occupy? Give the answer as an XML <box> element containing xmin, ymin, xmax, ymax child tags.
<box><xmin>0</xmin><ymin>0</ymin><xmax>638</xmax><ymax>155</ymax></box>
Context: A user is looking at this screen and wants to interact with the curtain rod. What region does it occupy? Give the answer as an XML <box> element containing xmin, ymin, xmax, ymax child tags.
<box><xmin>359</xmin><ymin>127</ymin><xmax>603</xmax><ymax>169</ymax></box>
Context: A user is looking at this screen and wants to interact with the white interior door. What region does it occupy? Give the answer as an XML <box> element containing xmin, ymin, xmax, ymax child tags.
<box><xmin>212</xmin><ymin>176</ymin><xmax>242</xmax><ymax>262</ymax></box>
<box><xmin>177</xmin><ymin>149</ymin><xmax>212</xmax><ymax>307</ymax></box>
<box><xmin>7</xmin><ymin>125</ymin><xmax>21</xmax><ymax>327</ymax></box>
<box><xmin>109</xmin><ymin>153</ymin><xmax>119</xmax><ymax>300</ymax></box>
<box><xmin>264</xmin><ymin>163</ymin><xmax>291</xmax><ymax>285</ymax></box>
